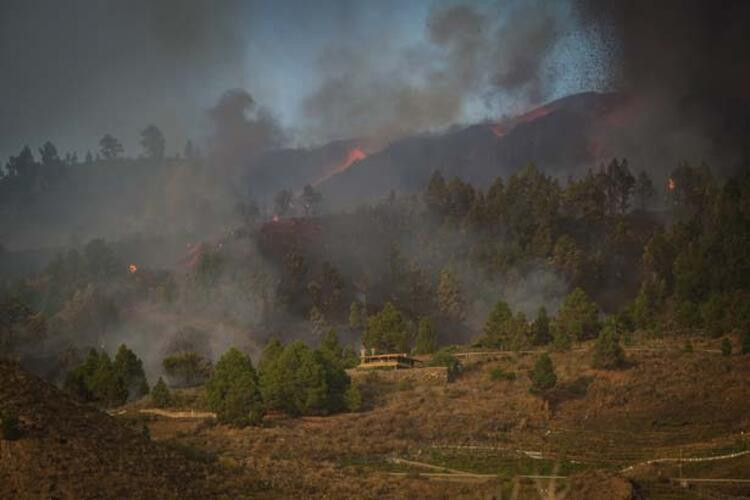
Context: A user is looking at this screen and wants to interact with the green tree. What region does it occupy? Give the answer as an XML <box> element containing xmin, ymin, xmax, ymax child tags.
<box><xmin>206</xmin><ymin>348</ymin><xmax>263</xmax><ymax>426</ymax></box>
<box><xmin>556</xmin><ymin>288</ymin><xmax>600</xmax><ymax>341</ymax></box>
<box><xmin>634</xmin><ymin>170</ymin><xmax>655</xmax><ymax>210</ymax></box>
<box><xmin>113</xmin><ymin>344</ymin><xmax>148</xmax><ymax>398</ymax></box>
<box><xmin>481</xmin><ymin>300</ymin><xmax>513</xmax><ymax>347</ymax></box>
<box><xmin>261</xmin><ymin>341</ymin><xmax>329</xmax><ymax>416</ymax></box>
<box><xmin>91</xmin><ymin>351</ymin><xmax>128</xmax><ymax>407</ymax></box>
<box><xmin>529</xmin><ymin>353</ymin><xmax>557</xmax><ymax>395</ymax></box>
<box><xmin>344</xmin><ymin>383</ymin><xmax>363</xmax><ymax>412</ymax></box>
<box><xmin>315</xmin><ymin>339</ymin><xmax>351</xmax><ymax>413</ymax></box>
<box><xmin>320</xmin><ymin>328</ymin><xmax>343</xmax><ymax>361</ymax></box>
<box><xmin>140</xmin><ymin>124</ymin><xmax>166</xmax><ymax>160</ymax></box>
<box><xmin>592</xmin><ymin>323</ymin><xmax>625</xmax><ymax>369</ymax></box>
<box><xmin>309</xmin><ymin>306</ymin><xmax>327</xmax><ymax>337</ymax></box>
<box><xmin>721</xmin><ymin>338</ymin><xmax>732</xmax><ymax>357</ymax></box>
<box><xmin>99</xmin><ymin>134</ymin><xmax>124</xmax><ymax>160</ymax></box>
<box><xmin>414</xmin><ymin>317</ymin><xmax>437</xmax><ymax>354</ymax></box>
<box><xmin>437</xmin><ymin>268</ymin><xmax>466</xmax><ymax>323</ymax></box>
<box><xmin>162</xmin><ymin>351</ymin><xmax>210</xmax><ymax>387</ymax></box>
<box><xmin>424</xmin><ymin>171</ymin><xmax>449</xmax><ymax>216</ymax></box>
<box><xmin>363</xmin><ymin>302</ymin><xmax>410</xmax><ymax>353</ymax></box>
<box><xmin>349</xmin><ymin>300</ymin><xmax>365</xmax><ymax>332</ymax></box>
<box><xmin>531</xmin><ymin>307</ymin><xmax>551</xmax><ymax>345</ymax></box>
<box><xmin>258</xmin><ymin>338</ymin><xmax>284</xmax><ymax>409</ymax></box>
<box><xmin>150</xmin><ymin>377</ymin><xmax>172</xmax><ymax>408</ymax></box>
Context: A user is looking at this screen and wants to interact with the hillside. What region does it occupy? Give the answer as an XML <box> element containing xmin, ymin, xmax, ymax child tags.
<box><xmin>130</xmin><ymin>337</ymin><xmax>750</xmax><ymax>498</ymax></box>
<box><xmin>0</xmin><ymin>359</ymin><xmax>218</xmax><ymax>499</ymax></box>
<box><xmin>320</xmin><ymin>92</ymin><xmax>625</xmax><ymax>206</ymax></box>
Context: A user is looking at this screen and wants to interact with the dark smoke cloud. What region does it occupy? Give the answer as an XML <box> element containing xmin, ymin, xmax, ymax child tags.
<box><xmin>208</xmin><ymin>89</ymin><xmax>285</xmax><ymax>170</ymax></box>
<box><xmin>301</xmin><ymin>1</ymin><xmax>584</xmax><ymax>146</ymax></box>
<box><xmin>578</xmin><ymin>0</ymin><xmax>750</xmax><ymax>172</ymax></box>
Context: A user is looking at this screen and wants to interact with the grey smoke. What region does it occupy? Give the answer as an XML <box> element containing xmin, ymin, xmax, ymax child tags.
<box><xmin>301</xmin><ymin>1</ymin><xmax>586</xmax><ymax>147</ymax></box>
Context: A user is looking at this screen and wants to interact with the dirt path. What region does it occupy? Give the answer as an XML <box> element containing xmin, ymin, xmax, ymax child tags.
<box><xmin>620</xmin><ymin>449</ymin><xmax>750</xmax><ymax>473</ymax></box>
<box><xmin>139</xmin><ymin>408</ymin><xmax>216</xmax><ymax>419</ymax></box>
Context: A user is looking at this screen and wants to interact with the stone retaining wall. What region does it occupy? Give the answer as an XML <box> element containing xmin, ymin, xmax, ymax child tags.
<box><xmin>347</xmin><ymin>366</ymin><xmax>449</xmax><ymax>384</ymax></box>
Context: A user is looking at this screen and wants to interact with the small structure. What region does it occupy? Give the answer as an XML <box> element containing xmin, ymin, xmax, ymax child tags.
<box><xmin>358</xmin><ymin>352</ymin><xmax>422</xmax><ymax>370</ymax></box>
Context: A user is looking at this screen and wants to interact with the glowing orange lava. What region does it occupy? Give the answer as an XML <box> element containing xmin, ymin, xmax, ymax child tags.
<box><xmin>128</xmin><ymin>264</ymin><xmax>138</xmax><ymax>274</ymax></box>
<box><xmin>488</xmin><ymin>103</ymin><xmax>559</xmax><ymax>139</ymax></box>
<box><xmin>313</xmin><ymin>146</ymin><xmax>367</xmax><ymax>186</ymax></box>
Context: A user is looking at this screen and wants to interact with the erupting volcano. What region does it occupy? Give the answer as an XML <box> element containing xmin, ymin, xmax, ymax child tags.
<box><xmin>312</xmin><ymin>146</ymin><xmax>367</xmax><ymax>186</ymax></box>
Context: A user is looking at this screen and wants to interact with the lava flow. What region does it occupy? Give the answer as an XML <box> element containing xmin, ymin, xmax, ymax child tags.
<box><xmin>312</xmin><ymin>146</ymin><xmax>367</xmax><ymax>186</ymax></box>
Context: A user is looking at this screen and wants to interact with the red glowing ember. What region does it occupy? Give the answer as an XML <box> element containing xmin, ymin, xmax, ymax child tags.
<box><xmin>313</xmin><ymin>146</ymin><xmax>367</xmax><ymax>186</ymax></box>
<box><xmin>128</xmin><ymin>264</ymin><xmax>138</xmax><ymax>274</ymax></box>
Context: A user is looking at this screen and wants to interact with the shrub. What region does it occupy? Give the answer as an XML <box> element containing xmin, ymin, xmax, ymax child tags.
<box><xmin>490</xmin><ymin>366</ymin><xmax>517</xmax><ymax>382</ymax></box>
<box><xmin>0</xmin><ymin>408</ymin><xmax>21</xmax><ymax>440</ymax></box>
<box><xmin>551</xmin><ymin>326</ymin><xmax>572</xmax><ymax>352</ymax></box>
<box><xmin>721</xmin><ymin>338</ymin><xmax>732</xmax><ymax>357</ymax></box>
<box><xmin>683</xmin><ymin>340</ymin><xmax>694</xmax><ymax>353</ymax></box>
<box><xmin>151</xmin><ymin>377</ymin><xmax>172</xmax><ymax>408</ymax></box>
<box><xmin>428</xmin><ymin>348</ymin><xmax>462</xmax><ymax>380</ymax></box>
<box><xmin>529</xmin><ymin>353</ymin><xmax>557</xmax><ymax>395</ymax></box>
<box><xmin>344</xmin><ymin>383</ymin><xmax>363</xmax><ymax>412</ymax></box>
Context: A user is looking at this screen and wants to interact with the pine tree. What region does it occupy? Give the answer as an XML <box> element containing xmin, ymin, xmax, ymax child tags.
<box><xmin>437</xmin><ymin>269</ymin><xmax>465</xmax><ymax>323</ymax></box>
<box><xmin>363</xmin><ymin>302</ymin><xmax>410</xmax><ymax>353</ymax></box>
<box><xmin>206</xmin><ymin>348</ymin><xmax>263</xmax><ymax>426</ymax></box>
<box><xmin>592</xmin><ymin>326</ymin><xmax>625</xmax><ymax>369</ymax></box>
<box><xmin>309</xmin><ymin>306</ymin><xmax>327</xmax><ymax>337</ymax></box>
<box><xmin>424</xmin><ymin>171</ymin><xmax>449</xmax><ymax>216</ymax></box>
<box><xmin>139</xmin><ymin>124</ymin><xmax>165</xmax><ymax>160</ymax></box>
<box><xmin>414</xmin><ymin>317</ymin><xmax>437</xmax><ymax>354</ymax></box>
<box><xmin>258</xmin><ymin>338</ymin><xmax>284</xmax><ymax>411</ymax></box>
<box><xmin>151</xmin><ymin>377</ymin><xmax>172</xmax><ymax>408</ymax></box>
<box><xmin>556</xmin><ymin>288</ymin><xmax>600</xmax><ymax>341</ymax></box>
<box><xmin>349</xmin><ymin>300</ymin><xmax>364</xmax><ymax>332</ymax></box>
<box><xmin>532</xmin><ymin>307</ymin><xmax>552</xmax><ymax>345</ymax></box>
<box><xmin>162</xmin><ymin>351</ymin><xmax>210</xmax><ymax>387</ymax></box>
<box><xmin>481</xmin><ymin>300</ymin><xmax>513</xmax><ymax>347</ymax></box>
<box><xmin>344</xmin><ymin>383</ymin><xmax>363</xmax><ymax>412</ymax></box>
<box><xmin>529</xmin><ymin>353</ymin><xmax>557</xmax><ymax>395</ymax></box>
<box><xmin>552</xmin><ymin>326</ymin><xmax>572</xmax><ymax>351</ymax></box>
<box><xmin>113</xmin><ymin>344</ymin><xmax>148</xmax><ymax>398</ymax></box>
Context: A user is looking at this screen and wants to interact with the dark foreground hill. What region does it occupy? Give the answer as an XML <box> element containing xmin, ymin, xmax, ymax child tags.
<box><xmin>0</xmin><ymin>359</ymin><xmax>212</xmax><ymax>499</ymax></box>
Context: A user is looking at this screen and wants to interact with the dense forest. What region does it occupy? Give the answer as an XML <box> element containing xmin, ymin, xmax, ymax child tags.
<box><xmin>2</xmin><ymin>130</ymin><xmax>749</xmax><ymax>405</ymax></box>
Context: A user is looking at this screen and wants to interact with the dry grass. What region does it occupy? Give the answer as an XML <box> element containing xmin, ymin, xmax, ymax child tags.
<box><xmin>129</xmin><ymin>338</ymin><xmax>750</xmax><ymax>497</ymax></box>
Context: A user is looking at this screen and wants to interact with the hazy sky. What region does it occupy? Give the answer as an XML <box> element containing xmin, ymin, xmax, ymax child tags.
<box><xmin>0</xmin><ymin>0</ymin><xmax>615</xmax><ymax>161</ymax></box>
